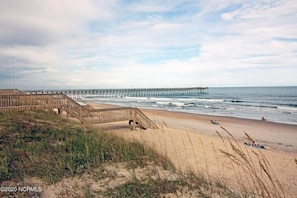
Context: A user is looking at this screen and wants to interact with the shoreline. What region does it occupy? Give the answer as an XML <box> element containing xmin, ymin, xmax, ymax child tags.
<box><xmin>86</xmin><ymin>102</ymin><xmax>297</xmax><ymax>126</ymax></box>
<box><xmin>144</xmin><ymin>107</ymin><xmax>297</xmax><ymax>126</ymax></box>
<box><xmin>140</xmin><ymin>106</ymin><xmax>297</xmax><ymax>126</ymax></box>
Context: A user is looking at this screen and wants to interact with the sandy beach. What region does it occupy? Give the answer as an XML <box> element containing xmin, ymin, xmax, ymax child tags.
<box><xmin>90</xmin><ymin>103</ymin><xmax>297</xmax><ymax>197</ymax></box>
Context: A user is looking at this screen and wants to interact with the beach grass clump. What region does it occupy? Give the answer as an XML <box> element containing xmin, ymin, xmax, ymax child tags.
<box><xmin>104</xmin><ymin>178</ymin><xmax>183</xmax><ymax>197</ymax></box>
<box><xmin>103</xmin><ymin>171</ymin><xmax>240</xmax><ymax>198</ymax></box>
<box><xmin>0</xmin><ymin>110</ymin><xmax>172</xmax><ymax>184</ymax></box>
<box><xmin>217</xmin><ymin>127</ymin><xmax>286</xmax><ymax>198</ymax></box>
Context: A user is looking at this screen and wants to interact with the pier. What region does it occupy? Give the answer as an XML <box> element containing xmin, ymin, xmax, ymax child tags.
<box><xmin>25</xmin><ymin>87</ymin><xmax>208</xmax><ymax>98</ymax></box>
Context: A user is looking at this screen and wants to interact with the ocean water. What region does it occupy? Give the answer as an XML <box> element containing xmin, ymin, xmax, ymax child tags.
<box><xmin>84</xmin><ymin>87</ymin><xmax>297</xmax><ymax>125</ymax></box>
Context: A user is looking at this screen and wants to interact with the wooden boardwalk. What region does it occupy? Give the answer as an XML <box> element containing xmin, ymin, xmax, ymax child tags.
<box><xmin>0</xmin><ymin>90</ymin><xmax>158</xmax><ymax>130</ymax></box>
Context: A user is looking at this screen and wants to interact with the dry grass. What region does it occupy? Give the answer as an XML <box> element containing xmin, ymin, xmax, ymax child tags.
<box><xmin>217</xmin><ymin>126</ymin><xmax>286</xmax><ymax>198</ymax></box>
<box><xmin>117</xmin><ymin>121</ymin><xmax>287</xmax><ymax>197</ymax></box>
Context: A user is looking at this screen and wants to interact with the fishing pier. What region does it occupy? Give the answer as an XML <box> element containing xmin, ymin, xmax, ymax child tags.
<box><xmin>26</xmin><ymin>87</ymin><xmax>208</xmax><ymax>98</ymax></box>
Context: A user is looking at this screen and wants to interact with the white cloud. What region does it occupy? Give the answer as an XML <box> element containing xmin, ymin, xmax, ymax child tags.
<box><xmin>0</xmin><ymin>0</ymin><xmax>296</xmax><ymax>89</ymax></box>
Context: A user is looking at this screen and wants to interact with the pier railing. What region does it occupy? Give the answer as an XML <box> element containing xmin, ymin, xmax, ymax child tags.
<box><xmin>25</xmin><ymin>87</ymin><xmax>208</xmax><ymax>98</ymax></box>
<box><xmin>0</xmin><ymin>93</ymin><xmax>158</xmax><ymax>130</ymax></box>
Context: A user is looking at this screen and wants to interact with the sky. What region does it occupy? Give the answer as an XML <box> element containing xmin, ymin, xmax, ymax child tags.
<box><xmin>0</xmin><ymin>0</ymin><xmax>296</xmax><ymax>90</ymax></box>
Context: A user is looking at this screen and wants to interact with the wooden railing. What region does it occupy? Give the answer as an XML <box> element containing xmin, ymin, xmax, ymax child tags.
<box><xmin>0</xmin><ymin>93</ymin><xmax>158</xmax><ymax>130</ymax></box>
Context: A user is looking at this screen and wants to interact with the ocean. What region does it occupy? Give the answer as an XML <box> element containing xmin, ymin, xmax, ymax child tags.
<box><xmin>84</xmin><ymin>87</ymin><xmax>297</xmax><ymax>125</ymax></box>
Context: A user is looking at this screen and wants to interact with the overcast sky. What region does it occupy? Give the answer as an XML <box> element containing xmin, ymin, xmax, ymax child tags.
<box><xmin>0</xmin><ymin>0</ymin><xmax>296</xmax><ymax>89</ymax></box>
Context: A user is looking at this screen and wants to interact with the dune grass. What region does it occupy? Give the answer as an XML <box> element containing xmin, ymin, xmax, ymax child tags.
<box><xmin>0</xmin><ymin>110</ymin><xmax>172</xmax><ymax>185</ymax></box>
<box><xmin>0</xmin><ymin>110</ymin><xmax>285</xmax><ymax>197</ymax></box>
<box><xmin>217</xmin><ymin>127</ymin><xmax>286</xmax><ymax>198</ymax></box>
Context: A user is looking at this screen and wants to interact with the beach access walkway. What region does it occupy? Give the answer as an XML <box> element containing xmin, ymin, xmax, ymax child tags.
<box><xmin>0</xmin><ymin>89</ymin><xmax>158</xmax><ymax>130</ymax></box>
